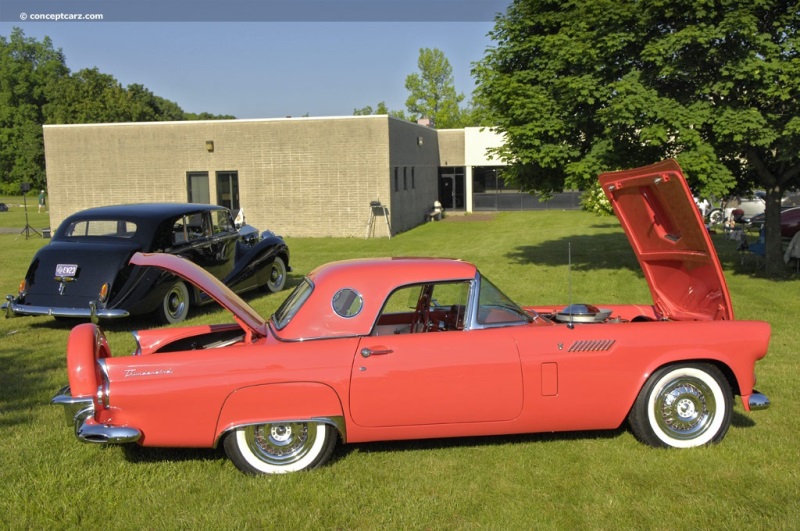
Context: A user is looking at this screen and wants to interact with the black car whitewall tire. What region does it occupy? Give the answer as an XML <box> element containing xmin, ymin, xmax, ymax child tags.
<box><xmin>629</xmin><ymin>363</ymin><xmax>732</xmax><ymax>448</ymax></box>
<box><xmin>264</xmin><ymin>256</ymin><xmax>287</xmax><ymax>293</ymax></box>
<box><xmin>224</xmin><ymin>421</ymin><xmax>337</xmax><ymax>474</ymax></box>
<box><xmin>159</xmin><ymin>280</ymin><xmax>190</xmax><ymax>324</ymax></box>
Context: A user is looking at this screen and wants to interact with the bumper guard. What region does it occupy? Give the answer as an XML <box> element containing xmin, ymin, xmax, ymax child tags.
<box><xmin>52</xmin><ymin>386</ymin><xmax>141</xmax><ymax>444</ymax></box>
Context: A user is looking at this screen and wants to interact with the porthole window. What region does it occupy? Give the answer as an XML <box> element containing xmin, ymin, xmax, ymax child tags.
<box><xmin>332</xmin><ymin>288</ymin><xmax>363</xmax><ymax>318</ymax></box>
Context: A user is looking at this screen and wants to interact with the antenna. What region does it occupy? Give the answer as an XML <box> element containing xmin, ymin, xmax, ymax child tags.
<box><xmin>568</xmin><ymin>242</ymin><xmax>574</xmax><ymax>329</ymax></box>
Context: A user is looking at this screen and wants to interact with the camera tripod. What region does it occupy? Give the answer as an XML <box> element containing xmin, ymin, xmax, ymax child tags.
<box><xmin>17</xmin><ymin>191</ymin><xmax>41</xmax><ymax>240</ymax></box>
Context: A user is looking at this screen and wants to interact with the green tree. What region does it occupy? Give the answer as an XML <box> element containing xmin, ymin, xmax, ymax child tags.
<box><xmin>0</xmin><ymin>28</ymin><xmax>69</xmax><ymax>192</ymax></box>
<box><xmin>474</xmin><ymin>0</ymin><xmax>800</xmax><ymax>276</ymax></box>
<box><xmin>405</xmin><ymin>48</ymin><xmax>466</xmax><ymax>128</ymax></box>
<box><xmin>185</xmin><ymin>112</ymin><xmax>237</xmax><ymax>120</ymax></box>
<box><xmin>353</xmin><ymin>101</ymin><xmax>406</xmax><ymax>120</ymax></box>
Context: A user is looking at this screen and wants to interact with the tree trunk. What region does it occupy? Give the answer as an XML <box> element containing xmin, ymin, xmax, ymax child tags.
<box><xmin>764</xmin><ymin>186</ymin><xmax>785</xmax><ymax>277</ymax></box>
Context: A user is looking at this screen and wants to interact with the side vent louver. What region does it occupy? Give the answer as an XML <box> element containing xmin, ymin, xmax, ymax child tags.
<box><xmin>568</xmin><ymin>339</ymin><xmax>616</xmax><ymax>352</ymax></box>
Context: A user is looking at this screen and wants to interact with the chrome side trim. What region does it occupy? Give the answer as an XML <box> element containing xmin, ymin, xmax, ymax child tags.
<box><xmin>749</xmin><ymin>390</ymin><xmax>770</xmax><ymax>411</ymax></box>
<box><xmin>216</xmin><ymin>415</ymin><xmax>347</xmax><ymax>447</ymax></box>
<box><xmin>5</xmin><ymin>301</ymin><xmax>129</xmax><ymax>319</ymax></box>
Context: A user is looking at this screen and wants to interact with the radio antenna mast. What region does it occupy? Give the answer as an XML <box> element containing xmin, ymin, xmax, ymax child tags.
<box><xmin>568</xmin><ymin>242</ymin><xmax>574</xmax><ymax>329</ymax></box>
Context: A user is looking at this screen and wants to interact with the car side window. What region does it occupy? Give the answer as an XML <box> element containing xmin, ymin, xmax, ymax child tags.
<box><xmin>212</xmin><ymin>210</ymin><xmax>236</xmax><ymax>235</ymax></box>
<box><xmin>373</xmin><ymin>281</ymin><xmax>470</xmax><ymax>335</ymax></box>
<box><xmin>171</xmin><ymin>213</ymin><xmax>209</xmax><ymax>245</ymax></box>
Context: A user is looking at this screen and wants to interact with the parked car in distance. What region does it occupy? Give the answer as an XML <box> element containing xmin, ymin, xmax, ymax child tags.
<box><xmin>748</xmin><ymin>206</ymin><xmax>800</xmax><ymax>239</ymax></box>
<box><xmin>52</xmin><ymin>161</ymin><xmax>770</xmax><ymax>475</ymax></box>
<box><xmin>706</xmin><ymin>192</ymin><xmax>766</xmax><ymax>226</ymax></box>
<box><xmin>3</xmin><ymin>203</ymin><xmax>290</xmax><ymax>323</ymax></box>
<box><xmin>0</xmin><ymin>202</ymin><xmax>8</xmax><ymax>212</ymax></box>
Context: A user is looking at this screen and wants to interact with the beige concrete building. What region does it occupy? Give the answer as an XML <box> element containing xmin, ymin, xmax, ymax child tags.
<box><xmin>43</xmin><ymin>116</ymin><xmax>574</xmax><ymax>237</ymax></box>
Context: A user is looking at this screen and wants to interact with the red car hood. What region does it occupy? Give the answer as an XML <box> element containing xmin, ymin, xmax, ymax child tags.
<box><xmin>129</xmin><ymin>252</ymin><xmax>268</xmax><ymax>336</ymax></box>
<box><xmin>600</xmin><ymin>160</ymin><xmax>733</xmax><ymax>321</ymax></box>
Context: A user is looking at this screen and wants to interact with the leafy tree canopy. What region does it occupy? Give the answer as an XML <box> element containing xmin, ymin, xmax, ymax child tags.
<box><xmin>474</xmin><ymin>0</ymin><xmax>800</xmax><ymax>275</ymax></box>
<box><xmin>405</xmin><ymin>47</ymin><xmax>467</xmax><ymax>128</ymax></box>
<box><xmin>353</xmin><ymin>101</ymin><xmax>407</xmax><ymax>120</ymax></box>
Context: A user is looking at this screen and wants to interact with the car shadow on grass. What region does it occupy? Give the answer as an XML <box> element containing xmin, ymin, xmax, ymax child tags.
<box><xmin>506</xmin><ymin>233</ymin><xmax>641</xmax><ymax>272</ymax></box>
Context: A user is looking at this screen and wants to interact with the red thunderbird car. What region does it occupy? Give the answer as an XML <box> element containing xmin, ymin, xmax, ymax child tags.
<box><xmin>53</xmin><ymin>160</ymin><xmax>770</xmax><ymax>474</ymax></box>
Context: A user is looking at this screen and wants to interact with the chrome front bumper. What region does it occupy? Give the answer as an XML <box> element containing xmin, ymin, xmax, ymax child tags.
<box><xmin>748</xmin><ymin>390</ymin><xmax>771</xmax><ymax>411</ymax></box>
<box><xmin>4</xmin><ymin>296</ymin><xmax>129</xmax><ymax>320</ymax></box>
<box><xmin>52</xmin><ymin>386</ymin><xmax>141</xmax><ymax>444</ymax></box>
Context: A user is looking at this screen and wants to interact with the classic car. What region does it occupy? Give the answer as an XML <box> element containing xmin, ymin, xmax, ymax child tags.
<box><xmin>706</xmin><ymin>192</ymin><xmax>766</xmax><ymax>225</ymax></box>
<box><xmin>52</xmin><ymin>161</ymin><xmax>770</xmax><ymax>475</ymax></box>
<box><xmin>747</xmin><ymin>206</ymin><xmax>800</xmax><ymax>239</ymax></box>
<box><xmin>3</xmin><ymin>203</ymin><xmax>289</xmax><ymax>323</ymax></box>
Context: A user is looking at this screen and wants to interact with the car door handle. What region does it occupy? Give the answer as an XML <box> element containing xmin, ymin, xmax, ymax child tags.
<box><xmin>360</xmin><ymin>346</ymin><xmax>393</xmax><ymax>358</ymax></box>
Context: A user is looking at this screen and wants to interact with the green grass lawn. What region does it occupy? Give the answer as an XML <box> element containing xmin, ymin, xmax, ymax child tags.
<box><xmin>1</xmin><ymin>210</ymin><xmax>797</xmax><ymax>529</ymax></box>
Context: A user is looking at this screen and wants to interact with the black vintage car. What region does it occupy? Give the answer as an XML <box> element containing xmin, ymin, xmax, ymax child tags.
<box><xmin>3</xmin><ymin>203</ymin><xmax>290</xmax><ymax>323</ymax></box>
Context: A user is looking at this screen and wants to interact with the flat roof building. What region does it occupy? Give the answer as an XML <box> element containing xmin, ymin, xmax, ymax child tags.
<box><xmin>43</xmin><ymin>116</ymin><xmax>576</xmax><ymax>237</ymax></box>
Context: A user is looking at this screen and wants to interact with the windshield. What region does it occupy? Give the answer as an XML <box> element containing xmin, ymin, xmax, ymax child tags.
<box><xmin>272</xmin><ymin>279</ymin><xmax>313</xmax><ymax>330</ymax></box>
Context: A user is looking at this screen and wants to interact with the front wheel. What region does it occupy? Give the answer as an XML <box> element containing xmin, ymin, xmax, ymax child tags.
<box><xmin>262</xmin><ymin>256</ymin><xmax>287</xmax><ymax>293</ymax></box>
<box><xmin>223</xmin><ymin>421</ymin><xmax>337</xmax><ymax>474</ymax></box>
<box><xmin>628</xmin><ymin>363</ymin><xmax>732</xmax><ymax>448</ymax></box>
<box><xmin>158</xmin><ymin>280</ymin><xmax>190</xmax><ymax>324</ymax></box>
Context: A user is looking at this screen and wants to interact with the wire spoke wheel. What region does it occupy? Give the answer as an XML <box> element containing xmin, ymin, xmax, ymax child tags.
<box><xmin>224</xmin><ymin>420</ymin><xmax>336</xmax><ymax>474</ymax></box>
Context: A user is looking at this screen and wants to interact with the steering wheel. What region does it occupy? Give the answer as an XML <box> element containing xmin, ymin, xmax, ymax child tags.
<box><xmin>410</xmin><ymin>293</ymin><xmax>431</xmax><ymax>333</ymax></box>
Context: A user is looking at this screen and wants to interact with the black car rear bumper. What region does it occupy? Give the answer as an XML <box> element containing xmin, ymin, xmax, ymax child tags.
<box><xmin>3</xmin><ymin>296</ymin><xmax>129</xmax><ymax>319</ymax></box>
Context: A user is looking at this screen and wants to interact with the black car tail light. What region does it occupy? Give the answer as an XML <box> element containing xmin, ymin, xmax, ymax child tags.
<box><xmin>98</xmin><ymin>283</ymin><xmax>110</xmax><ymax>303</ymax></box>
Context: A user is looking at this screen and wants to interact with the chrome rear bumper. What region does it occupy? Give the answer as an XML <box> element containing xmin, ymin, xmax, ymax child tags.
<box><xmin>4</xmin><ymin>296</ymin><xmax>129</xmax><ymax>320</ymax></box>
<box><xmin>52</xmin><ymin>386</ymin><xmax>141</xmax><ymax>444</ymax></box>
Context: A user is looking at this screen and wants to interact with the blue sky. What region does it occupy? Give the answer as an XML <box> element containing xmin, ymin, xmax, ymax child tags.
<box><xmin>1</xmin><ymin>2</ymin><xmax>509</xmax><ymax>119</ymax></box>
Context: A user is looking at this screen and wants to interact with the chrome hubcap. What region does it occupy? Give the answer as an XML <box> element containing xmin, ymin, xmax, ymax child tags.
<box><xmin>167</xmin><ymin>289</ymin><xmax>185</xmax><ymax>317</ymax></box>
<box><xmin>656</xmin><ymin>379</ymin><xmax>715</xmax><ymax>439</ymax></box>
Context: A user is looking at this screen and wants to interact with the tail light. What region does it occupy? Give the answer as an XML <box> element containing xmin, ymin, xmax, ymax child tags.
<box><xmin>98</xmin><ymin>282</ymin><xmax>110</xmax><ymax>303</ymax></box>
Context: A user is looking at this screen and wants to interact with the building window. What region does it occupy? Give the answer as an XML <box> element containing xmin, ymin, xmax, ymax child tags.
<box><xmin>403</xmin><ymin>167</ymin><xmax>407</xmax><ymax>190</ymax></box>
<box><xmin>216</xmin><ymin>171</ymin><xmax>239</xmax><ymax>211</ymax></box>
<box><xmin>186</xmin><ymin>172</ymin><xmax>209</xmax><ymax>203</ymax></box>
<box><xmin>412</xmin><ymin>167</ymin><xmax>415</xmax><ymax>189</ymax></box>
<box><xmin>394</xmin><ymin>167</ymin><xmax>399</xmax><ymax>192</ymax></box>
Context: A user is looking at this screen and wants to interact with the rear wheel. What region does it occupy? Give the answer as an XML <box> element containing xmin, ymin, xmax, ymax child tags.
<box><xmin>158</xmin><ymin>280</ymin><xmax>190</xmax><ymax>324</ymax></box>
<box><xmin>224</xmin><ymin>421</ymin><xmax>337</xmax><ymax>474</ymax></box>
<box><xmin>629</xmin><ymin>363</ymin><xmax>732</xmax><ymax>448</ymax></box>
<box><xmin>707</xmin><ymin>208</ymin><xmax>724</xmax><ymax>225</ymax></box>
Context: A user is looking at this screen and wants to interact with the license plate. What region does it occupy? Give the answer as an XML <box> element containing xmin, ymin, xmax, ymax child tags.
<box><xmin>55</xmin><ymin>264</ymin><xmax>78</xmax><ymax>277</ymax></box>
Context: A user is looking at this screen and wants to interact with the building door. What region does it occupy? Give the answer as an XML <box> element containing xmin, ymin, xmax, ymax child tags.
<box><xmin>186</xmin><ymin>172</ymin><xmax>210</xmax><ymax>204</ymax></box>
<box><xmin>216</xmin><ymin>171</ymin><xmax>239</xmax><ymax>211</ymax></box>
<box><xmin>438</xmin><ymin>167</ymin><xmax>465</xmax><ymax>210</ymax></box>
